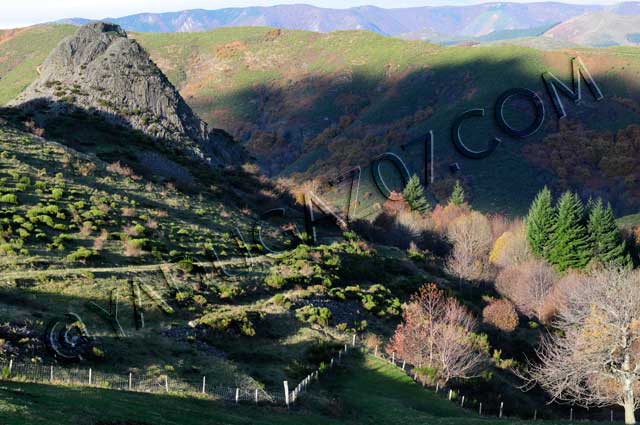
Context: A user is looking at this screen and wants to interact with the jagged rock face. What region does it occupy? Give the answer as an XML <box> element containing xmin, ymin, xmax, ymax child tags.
<box><xmin>11</xmin><ymin>22</ymin><xmax>243</xmax><ymax>167</ymax></box>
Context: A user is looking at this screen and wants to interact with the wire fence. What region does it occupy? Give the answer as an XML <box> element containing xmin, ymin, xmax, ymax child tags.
<box><xmin>1</xmin><ymin>359</ymin><xmax>283</xmax><ymax>404</ymax></box>
<box><xmin>364</xmin><ymin>344</ymin><xmax>625</xmax><ymax>423</ymax></box>
<box><xmin>0</xmin><ymin>342</ymin><xmax>359</xmax><ymax>407</ymax></box>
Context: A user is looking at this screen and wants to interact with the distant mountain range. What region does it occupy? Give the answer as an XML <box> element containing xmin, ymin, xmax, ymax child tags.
<box><xmin>52</xmin><ymin>2</ymin><xmax>640</xmax><ymax>46</ymax></box>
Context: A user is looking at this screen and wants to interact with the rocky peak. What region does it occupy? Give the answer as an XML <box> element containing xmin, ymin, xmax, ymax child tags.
<box><xmin>10</xmin><ymin>22</ymin><xmax>244</xmax><ymax>167</ymax></box>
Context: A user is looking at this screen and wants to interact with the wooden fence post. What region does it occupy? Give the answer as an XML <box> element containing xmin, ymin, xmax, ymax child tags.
<box><xmin>374</xmin><ymin>346</ymin><xmax>378</xmax><ymax>357</ymax></box>
<box><xmin>284</xmin><ymin>381</ymin><xmax>290</xmax><ymax>407</ymax></box>
<box><xmin>401</xmin><ymin>360</ymin><xmax>406</xmax><ymax>370</ymax></box>
<box><xmin>392</xmin><ymin>352</ymin><xmax>395</xmax><ymax>364</ymax></box>
<box><xmin>611</xmin><ymin>409</ymin><xmax>614</xmax><ymax>422</ymax></box>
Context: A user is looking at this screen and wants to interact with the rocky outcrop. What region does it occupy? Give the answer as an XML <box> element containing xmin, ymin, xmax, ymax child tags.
<box><xmin>10</xmin><ymin>22</ymin><xmax>244</xmax><ymax>167</ymax></box>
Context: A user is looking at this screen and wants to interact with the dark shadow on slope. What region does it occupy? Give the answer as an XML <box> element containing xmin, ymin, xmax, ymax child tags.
<box><xmin>200</xmin><ymin>50</ymin><xmax>640</xmax><ymax>215</ymax></box>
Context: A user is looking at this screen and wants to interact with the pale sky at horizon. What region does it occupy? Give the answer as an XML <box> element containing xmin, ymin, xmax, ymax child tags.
<box><xmin>0</xmin><ymin>0</ymin><xmax>624</xmax><ymax>29</ymax></box>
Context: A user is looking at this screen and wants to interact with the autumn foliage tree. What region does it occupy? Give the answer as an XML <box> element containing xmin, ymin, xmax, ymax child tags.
<box><xmin>482</xmin><ymin>299</ymin><xmax>519</xmax><ymax>332</ymax></box>
<box><xmin>387</xmin><ymin>283</ymin><xmax>486</xmax><ymax>385</ymax></box>
<box><xmin>495</xmin><ymin>259</ymin><xmax>557</xmax><ymax>321</ymax></box>
<box><xmin>527</xmin><ymin>267</ymin><xmax>640</xmax><ymax>424</ymax></box>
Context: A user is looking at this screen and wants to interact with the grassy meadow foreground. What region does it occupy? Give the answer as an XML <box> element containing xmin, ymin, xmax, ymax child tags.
<box><xmin>0</xmin><ymin>355</ymin><xmax>600</xmax><ymax>425</ymax></box>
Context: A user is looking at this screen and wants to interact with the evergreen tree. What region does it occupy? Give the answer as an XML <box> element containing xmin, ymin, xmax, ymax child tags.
<box><xmin>547</xmin><ymin>191</ymin><xmax>592</xmax><ymax>271</ymax></box>
<box><xmin>587</xmin><ymin>198</ymin><xmax>630</xmax><ymax>267</ymax></box>
<box><xmin>449</xmin><ymin>180</ymin><xmax>465</xmax><ymax>206</ymax></box>
<box><xmin>403</xmin><ymin>174</ymin><xmax>430</xmax><ymax>213</ymax></box>
<box><xmin>526</xmin><ymin>187</ymin><xmax>555</xmax><ymax>258</ymax></box>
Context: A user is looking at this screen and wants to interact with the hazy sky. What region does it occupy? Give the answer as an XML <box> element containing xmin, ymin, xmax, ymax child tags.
<box><xmin>1</xmin><ymin>0</ymin><xmax>620</xmax><ymax>29</ymax></box>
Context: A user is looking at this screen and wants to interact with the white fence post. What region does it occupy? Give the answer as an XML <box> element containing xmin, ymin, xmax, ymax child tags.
<box><xmin>352</xmin><ymin>334</ymin><xmax>356</xmax><ymax>347</ymax></box>
<box><xmin>50</xmin><ymin>365</ymin><xmax>53</xmax><ymax>382</ymax></box>
<box><xmin>8</xmin><ymin>359</ymin><xmax>12</xmax><ymax>376</ymax></box>
<box><xmin>89</xmin><ymin>368</ymin><xmax>92</xmax><ymax>385</ymax></box>
<box><xmin>499</xmin><ymin>401</ymin><xmax>504</xmax><ymax>418</ymax></box>
<box><xmin>235</xmin><ymin>388</ymin><xmax>239</xmax><ymax>404</ymax></box>
<box><xmin>284</xmin><ymin>381</ymin><xmax>290</xmax><ymax>407</ymax></box>
<box><xmin>165</xmin><ymin>376</ymin><xmax>169</xmax><ymax>393</ymax></box>
<box><xmin>460</xmin><ymin>395</ymin><xmax>465</xmax><ymax>407</ymax></box>
<box><xmin>448</xmin><ymin>389</ymin><xmax>453</xmax><ymax>401</ymax></box>
<box><xmin>374</xmin><ymin>346</ymin><xmax>378</xmax><ymax>357</ymax></box>
<box><xmin>570</xmin><ymin>408</ymin><xmax>573</xmax><ymax>421</ymax></box>
<box><xmin>128</xmin><ymin>372</ymin><xmax>132</xmax><ymax>391</ymax></box>
<box><xmin>392</xmin><ymin>352</ymin><xmax>395</xmax><ymax>364</ymax></box>
<box><xmin>202</xmin><ymin>376</ymin><xmax>206</xmax><ymax>394</ymax></box>
<box><xmin>401</xmin><ymin>360</ymin><xmax>406</xmax><ymax>370</ymax></box>
<box><xmin>534</xmin><ymin>409</ymin><xmax>538</xmax><ymax>420</ymax></box>
<box><xmin>255</xmin><ymin>388</ymin><xmax>259</xmax><ymax>404</ymax></box>
<box><xmin>479</xmin><ymin>402</ymin><xmax>482</xmax><ymax>416</ymax></box>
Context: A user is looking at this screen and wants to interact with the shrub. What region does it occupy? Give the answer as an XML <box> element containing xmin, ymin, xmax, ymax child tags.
<box><xmin>482</xmin><ymin>299</ymin><xmax>519</xmax><ymax>332</ymax></box>
<box><xmin>295</xmin><ymin>305</ymin><xmax>332</xmax><ymax>327</ymax></box>
<box><xmin>196</xmin><ymin>309</ymin><xmax>257</xmax><ymax>336</ymax></box>
<box><xmin>51</xmin><ymin>188</ymin><xmax>64</xmax><ymax>201</ymax></box>
<box><xmin>93</xmin><ymin>229</ymin><xmax>109</xmax><ymax>251</ymax></box>
<box><xmin>124</xmin><ymin>239</ymin><xmax>147</xmax><ymax>257</ymax></box>
<box><xmin>0</xmin><ymin>194</ymin><xmax>18</xmax><ymax>205</ymax></box>
<box><xmin>66</xmin><ymin>247</ymin><xmax>97</xmax><ymax>262</ymax></box>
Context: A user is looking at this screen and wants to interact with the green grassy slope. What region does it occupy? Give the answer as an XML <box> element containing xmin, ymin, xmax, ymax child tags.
<box><xmin>0</xmin><ymin>355</ymin><xmax>592</xmax><ymax>425</ymax></box>
<box><xmin>0</xmin><ymin>25</ymin><xmax>76</xmax><ymax>104</ymax></box>
<box><xmin>132</xmin><ymin>28</ymin><xmax>640</xmax><ymax>216</ymax></box>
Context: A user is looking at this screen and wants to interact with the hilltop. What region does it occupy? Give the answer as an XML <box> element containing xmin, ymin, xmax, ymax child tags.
<box><xmin>8</xmin><ymin>22</ymin><xmax>245</xmax><ymax>168</ymax></box>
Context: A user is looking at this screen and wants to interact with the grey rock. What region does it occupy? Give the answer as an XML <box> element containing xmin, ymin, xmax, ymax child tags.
<box><xmin>10</xmin><ymin>22</ymin><xmax>245</xmax><ymax>167</ymax></box>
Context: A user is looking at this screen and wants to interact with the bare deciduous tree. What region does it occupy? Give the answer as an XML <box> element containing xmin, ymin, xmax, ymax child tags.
<box><xmin>526</xmin><ymin>267</ymin><xmax>640</xmax><ymax>424</ymax></box>
<box><xmin>496</xmin><ymin>259</ymin><xmax>557</xmax><ymax>320</ymax></box>
<box><xmin>387</xmin><ymin>283</ymin><xmax>486</xmax><ymax>385</ymax></box>
<box><xmin>446</xmin><ymin>211</ymin><xmax>493</xmax><ymax>281</ymax></box>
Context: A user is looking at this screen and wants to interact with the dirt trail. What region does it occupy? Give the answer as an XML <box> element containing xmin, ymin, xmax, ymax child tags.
<box><xmin>0</xmin><ymin>255</ymin><xmax>271</xmax><ymax>281</ymax></box>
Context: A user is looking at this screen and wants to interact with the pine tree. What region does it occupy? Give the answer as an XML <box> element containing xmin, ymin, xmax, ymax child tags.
<box><xmin>526</xmin><ymin>187</ymin><xmax>555</xmax><ymax>258</ymax></box>
<box><xmin>449</xmin><ymin>180</ymin><xmax>465</xmax><ymax>206</ymax></box>
<box><xmin>547</xmin><ymin>191</ymin><xmax>592</xmax><ymax>271</ymax></box>
<box><xmin>403</xmin><ymin>174</ymin><xmax>430</xmax><ymax>213</ymax></box>
<box><xmin>587</xmin><ymin>199</ymin><xmax>630</xmax><ymax>267</ymax></box>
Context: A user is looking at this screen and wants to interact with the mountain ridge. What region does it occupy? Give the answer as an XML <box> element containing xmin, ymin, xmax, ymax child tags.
<box><xmin>52</xmin><ymin>2</ymin><xmax>614</xmax><ymax>38</ymax></box>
